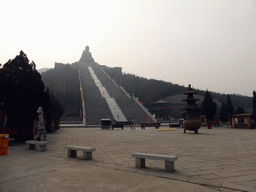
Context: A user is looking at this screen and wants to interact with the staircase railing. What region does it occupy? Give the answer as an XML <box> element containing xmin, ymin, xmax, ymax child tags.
<box><xmin>132</xmin><ymin>96</ymin><xmax>157</xmax><ymax>122</ymax></box>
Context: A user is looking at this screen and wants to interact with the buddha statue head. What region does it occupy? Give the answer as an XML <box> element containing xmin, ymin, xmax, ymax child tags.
<box><xmin>85</xmin><ymin>46</ymin><xmax>89</xmax><ymax>52</ymax></box>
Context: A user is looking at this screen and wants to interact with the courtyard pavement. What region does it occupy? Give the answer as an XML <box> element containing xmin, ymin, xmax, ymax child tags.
<box><xmin>1</xmin><ymin>125</ymin><xmax>256</xmax><ymax>191</ymax></box>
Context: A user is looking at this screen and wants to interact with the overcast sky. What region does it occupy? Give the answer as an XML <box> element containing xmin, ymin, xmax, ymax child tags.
<box><xmin>1</xmin><ymin>0</ymin><xmax>255</xmax><ymax>97</ymax></box>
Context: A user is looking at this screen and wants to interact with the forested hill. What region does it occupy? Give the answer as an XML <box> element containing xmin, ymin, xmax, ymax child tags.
<box><xmin>107</xmin><ymin>70</ymin><xmax>253</xmax><ymax>112</ymax></box>
<box><xmin>41</xmin><ymin>64</ymin><xmax>253</xmax><ymax>117</ymax></box>
<box><xmin>41</xmin><ymin>65</ymin><xmax>81</xmax><ymax>119</ymax></box>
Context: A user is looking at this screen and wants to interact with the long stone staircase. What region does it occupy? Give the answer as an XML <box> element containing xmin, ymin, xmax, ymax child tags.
<box><xmin>79</xmin><ymin>63</ymin><xmax>154</xmax><ymax>125</ymax></box>
<box><xmin>79</xmin><ymin>64</ymin><xmax>114</xmax><ymax>125</ymax></box>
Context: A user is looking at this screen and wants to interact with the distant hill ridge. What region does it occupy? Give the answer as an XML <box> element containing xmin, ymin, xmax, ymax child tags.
<box><xmin>40</xmin><ymin>46</ymin><xmax>253</xmax><ymax>119</ymax></box>
<box><xmin>107</xmin><ymin>72</ymin><xmax>253</xmax><ymax>114</ymax></box>
<box><xmin>164</xmin><ymin>94</ymin><xmax>222</xmax><ymax>107</ymax></box>
<box><xmin>38</xmin><ymin>68</ymin><xmax>50</xmax><ymax>74</ymax></box>
<box><xmin>41</xmin><ymin>63</ymin><xmax>253</xmax><ymax>120</ymax></box>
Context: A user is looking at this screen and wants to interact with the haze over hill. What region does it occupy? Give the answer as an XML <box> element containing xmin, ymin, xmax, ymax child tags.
<box><xmin>37</xmin><ymin>45</ymin><xmax>253</xmax><ymax>122</ymax></box>
<box><xmin>38</xmin><ymin>68</ymin><xmax>50</xmax><ymax>74</ymax></box>
<box><xmin>1</xmin><ymin>1</ymin><xmax>255</xmax><ymax>97</ymax></box>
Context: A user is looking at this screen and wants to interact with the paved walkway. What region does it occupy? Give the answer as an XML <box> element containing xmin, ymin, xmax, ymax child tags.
<box><xmin>1</xmin><ymin>126</ymin><xmax>256</xmax><ymax>191</ymax></box>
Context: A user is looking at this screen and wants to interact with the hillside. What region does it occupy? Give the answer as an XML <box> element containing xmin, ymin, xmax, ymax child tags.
<box><xmin>107</xmin><ymin>71</ymin><xmax>253</xmax><ymax>114</ymax></box>
<box><xmin>41</xmin><ymin>64</ymin><xmax>253</xmax><ymax>120</ymax></box>
<box><xmin>41</xmin><ymin>65</ymin><xmax>81</xmax><ymax>121</ymax></box>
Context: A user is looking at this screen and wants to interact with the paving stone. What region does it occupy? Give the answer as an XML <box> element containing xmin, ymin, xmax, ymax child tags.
<box><xmin>4</xmin><ymin>126</ymin><xmax>256</xmax><ymax>191</ymax></box>
<box><xmin>198</xmin><ymin>173</ymin><xmax>221</xmax><ymax>180</ymax></box>
<box><xmin>188</xmin><ymin>176</ymin><xmax>223</xmax><ymax>187</ymax></box>
<box><xmin>221</xmin><ymin>181</ymin><xmax>254</xmax><ymax>192</ymax></box>
<box><xmin>219</xmin><ymin>187</ymin><xmax>241</xmax><ymax>192</ymax></box>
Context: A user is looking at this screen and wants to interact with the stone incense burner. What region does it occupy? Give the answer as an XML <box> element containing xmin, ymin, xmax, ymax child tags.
<box><xmin>182</xmin><ymin>84</ymin><xmax>201</xmax><ymax>134</ymax></box>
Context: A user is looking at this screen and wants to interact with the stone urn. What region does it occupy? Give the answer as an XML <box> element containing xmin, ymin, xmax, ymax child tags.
<box><xmin>182</xmin><ymin>84</ymin><xmax>201</xmax><ymax>134</ymax></box>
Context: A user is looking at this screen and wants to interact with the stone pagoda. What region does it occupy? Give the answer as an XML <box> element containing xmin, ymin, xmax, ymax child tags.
<box><xmin>182</xmin><ymin>84</ymin><xmax>201</xmax><ymax>134</ymax></box>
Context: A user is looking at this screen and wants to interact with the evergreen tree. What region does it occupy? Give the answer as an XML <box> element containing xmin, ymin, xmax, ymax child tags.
<box><xmin>50</xmin><ymin>92</ymin><xmax>64</xmax><ymax>118</ymax></box>
<box><xmin>234</xmin><ymin>107</ymin><xmax>246</xmax><ymax>114</ymax></box>
<box><xmin>219</xmin><ymin>102</ymin><xmax>228</xmax><ymax>122</ymax></box>
<box><xmin>0</xmin><ymin>51</ymin><xmax>49</xmax><ymax>139</ymax></box>
<box><xmin>252</xmin><ymin>91</ymin><xmax>256</xmax><ymax>115</ymax></box>
<box><xmin>226</xmin><ymin>94</ymin><xmax>234</xmax><ymax>121</ymax></box>
<box><xmin>201</xmin><ymin>90</ymin><xmax>217</xmax><ymax>126</ymax></box>
<box><xmin>41</xmin><ymin>64</ymin><xmax>81</xmax><ymax>116</ymax></box>
<box><xmin>44</xmin><ymin>87</ymin><xmax>52</xmax><ymax>132</ymax></box>
<box><xmin>252</xmin><ymin>91</ymin><xmax>256</xmax><ymax>126</ymax></box>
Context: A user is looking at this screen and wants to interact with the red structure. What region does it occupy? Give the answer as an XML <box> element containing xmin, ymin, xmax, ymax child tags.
<box><xmin>0</xmin><ymin>109</ymin><xmax>36</xmax><ymax>140</ymax></box>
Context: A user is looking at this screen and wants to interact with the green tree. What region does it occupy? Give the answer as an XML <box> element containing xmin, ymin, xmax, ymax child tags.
<box><xmin>201</xmin><ymin>90</ymin><xmax>217</xmax><ymax>127</ymax></box>
<box><xmin>219</xmin><ymin>102</ymin><xmax>228</xmax><ymax>122</ymax></box>
<box><xmin>41</xmin><ymin>64</ymin><xmax>81</xmax><ymax>117</ymax></box>
<box><xmin>226</xmin><ymin>94</ymin><xmax>234</xmax><ymax>121</ymax></box>
<box><xmin>50</xmin><ymin>92</ymin><xmax>64</xmax><ymax>118</ymax></box>
<box><xmin>252</xmin><ymin>91</ymin><xmax>256</xmax><ymax>115</ymax></box>
<box><xmin>43</xmin><ymin>88</ymin><xmax>63</xmax><ymax>132</ymax></box>
<box><xmin>234</xmin><ymin>107</ymin><xmax>246</xmax><ymax>114</ymax></box>
<box><xmin>252</xmin><ymin>91</ymin><xmax>256</xmax><ymax>126</ymax></box>
<box><xmin>0</xmin><ymin>51</ymin><xmax>49</xmax><ymax>140</ymax></box>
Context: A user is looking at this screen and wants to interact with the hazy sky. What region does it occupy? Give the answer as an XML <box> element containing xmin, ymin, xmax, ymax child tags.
<box><xmin>1</xmin><ymin>0</ymin><xmax>255</xmax><ymax>97</ymax></box>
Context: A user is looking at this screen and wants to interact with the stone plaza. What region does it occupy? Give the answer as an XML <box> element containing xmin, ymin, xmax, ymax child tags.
<box><xmin>1</xmin><ymin>125</ymin><xmax>256</xmax><ymax>191</ymax></box>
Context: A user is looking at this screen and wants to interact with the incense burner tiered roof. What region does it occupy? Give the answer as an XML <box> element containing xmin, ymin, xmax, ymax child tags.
<box><xmin>182</xmin><ymin>84</ymin><xmax>201</xmax><ymax>134</ymax></box>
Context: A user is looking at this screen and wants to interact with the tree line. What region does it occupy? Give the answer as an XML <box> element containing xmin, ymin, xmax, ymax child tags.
<box><xmin>41</xmin><ymin>65</ymin><xmax>81</xmax><ymax>118</ymax></box>
<box><xmin>108</xmin><ymin>71</ymin><xmax>253</xmax><ymax>111</ymax></box>
<box><xmin>0</xmin><ymin>51</ymin><xmax>63</xmax><ymax>139</ymax></box>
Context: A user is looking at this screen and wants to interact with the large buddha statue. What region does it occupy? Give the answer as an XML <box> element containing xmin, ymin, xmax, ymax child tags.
<box><xmin>80</xmin><ymin>46</ymin><xmax>94</xmax><ymax>62</ymax></box>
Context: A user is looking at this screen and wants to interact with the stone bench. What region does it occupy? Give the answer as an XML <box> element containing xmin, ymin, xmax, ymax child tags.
<box><xmin>111</xmin><ymin>123</ymin><xmax>124</xmax><ymax>129</ymax></box>
<box><xmin>138</xmin><ymin>121</ymin><xmax>161</xmax><ymax>129</ymax></box>
<box><xmin>25</xmin><ymin>140</ymin><xmax>47</xmax><ymax>152</ymax></box>
<box><xmin>169</xmin><ymin>123</ymin><xmax>180</xmax><ymax>128</ymax></box>
<box><xmin>65</xmin><ymin>145</ymin><xmax>96</xmax><ymax>160</ymax></box>
<box><xmin>131</xmin><ymin>153</ymin><xmax>178</xmax><ymax>172</ymax></box>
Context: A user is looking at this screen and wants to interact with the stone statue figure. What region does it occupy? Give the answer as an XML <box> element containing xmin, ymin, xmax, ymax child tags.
<box><xmin>80</xmin><ymin>46</ymin><xmax>94</xmax><ymax>62</ymax></box>
<box><xmin>35</xmin><ymin>106</ymin><xmax>46</xmax><ymax>141</ymax></box>
<box><xmin>85</xmin><ymin>46</ymin><xmax>89</xmax><ymax>52</ymax></box>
